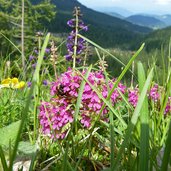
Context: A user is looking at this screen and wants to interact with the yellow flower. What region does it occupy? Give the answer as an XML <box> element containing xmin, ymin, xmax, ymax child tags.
<box><xmin>1</xmin><ymin>77</ymin><xmax>25</xmax><ymax>89</ymax></box>
<box><xmin>1</xmin><ymin>78</ymin><xmax>11</xmax><ymax>88</ymax></box>
<box><xmin>14</xmin><ymin>81</ymin><xmax>25</xmax><ymax>89</ymax></box>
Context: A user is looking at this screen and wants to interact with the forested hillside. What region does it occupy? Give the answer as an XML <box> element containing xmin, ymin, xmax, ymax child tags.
<box><xmin>32</xmin><ymin>0</ymin><xmax>152</xmax><ymax>49</ymax></box>
<box><xmin>143</xmin><ymin>26</ymin><xmax>171</xmax><ymax>51</ymax></box>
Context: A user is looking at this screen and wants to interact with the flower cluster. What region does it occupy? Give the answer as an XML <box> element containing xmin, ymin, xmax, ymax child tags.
<box><xmin>39</xmin><ymin>99</ymin><xmax>73</xmax><ymax>139</ymax></box>
<box><xmin>149</xmin><ymin>84</ymin><xmax>160</xmax><ymax>102</ymax></box>
<box><xmin>128</xmin><ymin>84</ymin><xmax>171</xmax><ymax>115</ymax></box>
<box><xmin>65</xmin><ymin>7</ymin><xmax>88</xmax><ymax>61</ymax></box>
<box><xmin>128</xmin><ymin>88</ymin><xmax>139</xmax><ymax>108</ymax></box>
<box><xmin>39</xmin><ymin>68</ymin><xmax>126</xmax><ymax>139</ymax></box>
<box><xmin>0</xmin><ymin>77</ymin><xmax>25</xmax><ymax>89</ymax></box>
<box><xmin>39</xmin><ymin>68</ymin><xmax>171</xmax><ymax>140</ymax></box>
<box><xmin>165</xmin><ymin>97</ymin><xmax>171</xmax><ymax>114</ymax></box>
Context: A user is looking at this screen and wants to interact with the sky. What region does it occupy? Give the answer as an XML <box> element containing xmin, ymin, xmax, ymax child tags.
<box><xmin>78</xmin><ymin>0</ymin><xmax>171</xmax><ymax>14</ymax></box>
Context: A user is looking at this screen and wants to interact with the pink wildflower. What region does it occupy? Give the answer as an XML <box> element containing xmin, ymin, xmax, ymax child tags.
<box><xmin>149</xmin><ymin>84</ymin><xmax>160</xmax><ymax>102</ymax></box>
<box><xmin>165</xmin><ymin>97</ymin><xmax>171</xmax><ymax>114</ymax></box>
<box><xmin>39</xmin><ymin>68</ymin><xmax>126</xmax><ymax>139</ymax></box>
<box><xmin>128</xmin><ymin>88</ymin><xmax>139</xmax><ymax>107</ymax></box>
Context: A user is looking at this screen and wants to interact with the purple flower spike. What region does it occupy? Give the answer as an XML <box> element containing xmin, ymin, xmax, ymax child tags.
<box><xmin>45</xmin><ymin>48</ymin><xmax>50</xmax><ymax>53</ymax></box>
<box><xmin>67</xmin><ymin>19</ymin><xmax>75</xmax><ymax>27</ymax></box>
<box><xmin>65</xmin><ymin>54</ymin><xmax>72</xmax><ymax>61</ymax></box>
<box><xmin>32</xmin><ymin>63</ymin><xmax>37</xmax><ymax>69</ymax></box>
<box><xmin>27</xmin><ymin>82</ymin><xmax>32</xmax><ymax>88</ymax></box>
<box><xmin>34</xmin><ymin>49</ymin><xmax>38</xmax><ymax>54</ymax></box>
<box><xmin>29</xmin><ymin>55</ymin><xmax>34</xmax><ymax>61</ymax></box>
<box><xmin>43</xmin><ymin>80</ymin><xmax>48</xmax><ymax>86</ymax></box>
<box><xmin>65</xmin><ymin>7</ymin><xmax>88</xmax><ymax>62</ymax></box>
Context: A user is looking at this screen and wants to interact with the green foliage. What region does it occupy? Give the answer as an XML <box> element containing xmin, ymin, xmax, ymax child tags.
<box><xmin>0</xmin><ymin>121</ymin><xmax>21</xmax><ymax>148</ymax></box>
<box><xmin>0</xmin><ymin>0</ymin><xmax>56</xmax><ymax>55</ymax></box>
<box><xmin>142</xmin><ymin>26</ymin><xmax>171</xmax><ymax>52</ymax></box>
<box><xmin>18</xmin><ymin>141</ymin><xmax>36</xmax><ymax>155</ymax></box>
<box><xmin>0</xmin><ymin>3</ymin><xmax>171</xmax><ymax>170</ymax></box>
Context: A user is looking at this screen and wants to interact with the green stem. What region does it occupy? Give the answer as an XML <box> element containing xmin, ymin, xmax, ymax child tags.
<box><xmin>73</xmin><ymin>8</ymin><xmax>79</xmax><ymax>69</ymax></box>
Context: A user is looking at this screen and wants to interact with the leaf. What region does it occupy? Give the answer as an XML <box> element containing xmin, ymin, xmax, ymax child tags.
<box><xmin>138</xmin><ymin>62</ymin><xmax>149</xmax><ymax>171</ymax></box>
<box><xmin>0</xmin><ymin>121</ymin><xmax>21</xmax><ymax>148</ymax></box>
<box><xmin>160</xmin><ymin>121</ymin><xmax>171</xmax><ymax>171</ymax></box>
<box><xmin>113</xmin><ymin>67</ymin><xmax>153</xmax><ymax>170</ymax></box>
<box><xmin>18</xmin><ymin>141</ymin><xmax>37</xmax><ymax>156</ymax></box>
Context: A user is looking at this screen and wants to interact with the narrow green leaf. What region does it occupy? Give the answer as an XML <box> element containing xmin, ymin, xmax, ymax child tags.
<box><xmin>98</xmin><ymin>43</ymin><xmax>145</xmax><ymax>123</ymax></box>
<box><xmin>33</xmin><ymin>33</ymin><xmax>50</xmax><ymax>84</ymax></box>
<box><xmin>0</xmin><ymin>146</ymin><xmax>8</xmax><ymax>171</ymax></box>
<box><xmin>74</xmin><ymin>65</ymin><xmax>92</xmax><ymax>122</ymax></box>
<box><xmin>29</xmin><ymin>152</ymin><xmax>37</xmax><ymax>171</ymax></box>
<box><xmin>8</xmin><ymin>33</ymin><xmax>50</xmax><ymax>171</ymax></box>
<box><xmin>78</xmin><ymin>34</ymin><xmax>126</xmax><ymax>67</ymax></box>
<box><xmin>0</xmin><ymin>32</ymin><xmax>22</xmax><ymax>54</ymax></box>
<box><xmin>160</xmin><ymin>121</ymin><xmax>171</xmax><ymax>171</ymax></box>
<box><xmin>138</xmin><ymin>62</ymin><xmax>149</xmax><ymax>171</ymax></box>
<box><xmin>8</xmin><ymin>83</ymin><xmax>34</xmax><ymax>171</ymax></box>
<box><xmin>113</xmin><ymin>67</ymin><xmax>153</xmax><ymax>170</ymax></box>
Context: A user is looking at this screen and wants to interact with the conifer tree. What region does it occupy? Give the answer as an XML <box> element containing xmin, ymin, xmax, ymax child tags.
<box><xmin>0</xmin><ymin>0</ymin><xmax>56</xmax><ymax>55</ymax></box>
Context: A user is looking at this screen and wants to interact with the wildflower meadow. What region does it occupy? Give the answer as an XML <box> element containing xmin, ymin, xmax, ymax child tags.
<box><xmin>0</xmin><ymin>5</ymin><xmax>171</xmax><ymax>171</ymax></box>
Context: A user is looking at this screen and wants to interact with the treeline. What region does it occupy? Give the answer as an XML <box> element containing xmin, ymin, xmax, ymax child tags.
<box><xmin>0</xmin><ymin>0</ymin><xmax>170</xmax><ymax>57</ymax></box>
<box><xmin>0</xmin><ymin>0</ymin><xmax>56</xmax><ymax>55</ymax></box>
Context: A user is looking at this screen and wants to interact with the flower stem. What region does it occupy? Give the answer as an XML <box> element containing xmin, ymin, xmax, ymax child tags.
<box><xmin>73</xmin><ymin>7</ymin><xmax>79</xmax><ymax>69</ymax></box>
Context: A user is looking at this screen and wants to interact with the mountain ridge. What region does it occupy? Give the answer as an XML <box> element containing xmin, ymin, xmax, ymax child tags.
<box><xmin>126</xmin><ymin>15</ymin><xmax>166</xmax><ymax>29</ymax></box>
<box><xmin>34</xmin><ymin>0</ymin><xmax>152</xmax><ymax>49</ymax></box>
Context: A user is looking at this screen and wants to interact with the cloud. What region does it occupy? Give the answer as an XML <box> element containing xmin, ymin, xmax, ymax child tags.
<box><xmin>155</xmin><ymin>0</ymin><xmax>171</xmax><ymax>5</ymax></box>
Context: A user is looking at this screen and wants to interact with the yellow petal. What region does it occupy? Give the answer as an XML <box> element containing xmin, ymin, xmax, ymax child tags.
<box><xmin>0</xmin><ymin>84</ymin><xmax>10</xmax><ymax>88</ymax></box>
<box><xmin>14</xmin><ymin>81</ymin><xmax>25</xmax><ymax>89</ymax></box>
<box><xmin>11</xmin><ymin>78</ymin><xmax>19</xmax><ymax>85</ymax></box>
<box><xmin>1</xmin><ymin>78</ymin><xmax>11</xmax><ymax>85</ymax></box>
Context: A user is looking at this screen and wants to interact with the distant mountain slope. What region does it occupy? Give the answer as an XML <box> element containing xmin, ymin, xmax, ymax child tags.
<box><xmin>126</xmin><ymin>15</ymin><xmax>166</xmax><ymax>29</ymax></box>
<box><xmin>31</xmin><ymin>0</ymin><xmax>152</xmax><ymax>49</ymax></box>
<box><xmin>105</xmin><ymin>12</ymin><xmax>124</xmax><ymax>19</ymax></box>
<box><xmin>142</xmin><ymin>26</ymin><xmax>171</xmax><ymax>51</ymax></box>
<box><xmin>156</xmin><ymin>15</ymin><xmax>171</xmax><ymax>27</ymax></box>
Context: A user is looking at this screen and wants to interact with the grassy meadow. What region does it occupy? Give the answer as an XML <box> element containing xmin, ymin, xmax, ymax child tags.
<box><xmin>0</xmin><ymin>3</ymin><xmax>171</xmax><ymax>171</ymax></box>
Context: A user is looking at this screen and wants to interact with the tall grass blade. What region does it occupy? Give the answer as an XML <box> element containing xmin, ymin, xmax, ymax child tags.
<box><xmin>98</xmin><ymin>43</ymin><xmax>145</xmax><ymax>117</ymax></box>
<box><xmin>0</xmin><ymin>32</ymin><xmax>22</xmax><ymax>54</ymax></box>
<box><xmin>8</xmin><ymin>83</ymin><xmax>34</xmax><ymax>171</ymax></box>
<box><xmin>8</xmin><ymin>33</ymin><xmax>50</xmax><ymax>171</ymax></box>
<box><xmin>138</xmin><ymin>62</ymin><xmax>149</xmax><ymax>171</ymax></box>
<box><xmin>32</xmin><ymin>33</ymin><xmax>50</xmax><ymax>142</ymax></box>
<box><xmin>113</xmin><ymin>67</ymin><xmax>153</xmax><ymax>170</ymax></box>
<box><xmin>0</xmin><ymin>146</ymin><xmax>8</xmax><ymax>171</ymax></box>
<box><xmin>62</xmin><ymin>143</ymin><xmax>69</xmax><ymax>171</ymax></box>
<box><xmin>29</xmin><ymin>152</ymin><xmax>37</xmax><ymax>171</ymax></box>
<box><xmin>78</xmin><ymin>34</ymin><xmax>126</xmax><ymax>67</ymax></box>
<box><xmin>160</xmin><ymin>121</ymin><xmax>171</xmax><ymax>171</ymax></box>
<box><xmin>33</xmin><ymin>33</ymin><xmax>50</xmax><ymax>84</ymax></box>
<box><xmin>74</xmin><ymin>65</ymin><xmax>92</xmax><ymax>123</ymax></box>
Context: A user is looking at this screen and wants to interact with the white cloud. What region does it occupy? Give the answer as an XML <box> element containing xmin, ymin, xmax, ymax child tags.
<box><xmin>155</xmin><ymin>0</ymin><xmax>171</xmax><ymax>5</ymax></box>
